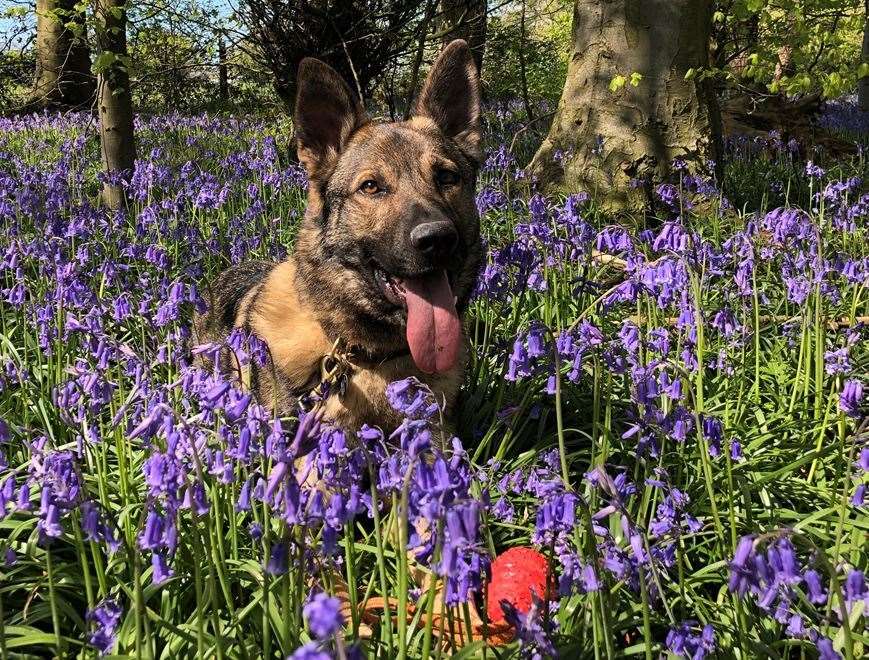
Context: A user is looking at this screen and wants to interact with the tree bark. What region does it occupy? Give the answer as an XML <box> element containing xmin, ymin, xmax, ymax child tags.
<box><xmin>529</xmin><ymin>0</ymin><xmax>721</xmax><ymax>209</ymax></box>
<box><xmin>218</xmin><ymin>36</ymin><xmax>230</xmax><ymax>102</ymax></box>
<box><xmin>517</xmin><ymin>0</ymin><xmax>533</xmax><ymax>120</ymax></box>
<box><xmin>404</xmin><ymin>0</ymin><xmax>438</xmax><ymax>118</ymax></box>
<box><xmin>860</xmin><ymin>0</ymin><xmax>869</xmax><ymax>111</ymax></box>
<box><xmin>95</xmin><ymin>0</ymin><xmax>136</xmax><ymax>210</ymax></box>
<box><xmin>439</xmin><ymin>0</ymin><xmax>487</xmax><ymax>74</ymax></box>
<box><xmin>30</xmin><ymin>0</ymin><xmax>95</xmax><ymax>110</ymax></box>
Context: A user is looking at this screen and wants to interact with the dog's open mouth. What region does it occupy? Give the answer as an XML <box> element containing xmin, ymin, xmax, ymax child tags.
<box><xmin>372</xmin><ymin>264</ymin><xmax>461</xmax><ymax>375</ymax></box>
<box><xmin>373</xmin><ymin>266</ymin><xmax>407</xmax><ymax>307</ymax></box>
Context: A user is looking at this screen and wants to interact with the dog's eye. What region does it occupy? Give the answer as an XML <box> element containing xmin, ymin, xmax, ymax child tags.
<box><xmin>436</xmin><ymin>169</ymin><xmax>461</xmax><ymax>187</ymax></box>
<box><xmin>359</xmin><ymin>180</ymin><xmax>381</xmax><ymax>195</ymax></box>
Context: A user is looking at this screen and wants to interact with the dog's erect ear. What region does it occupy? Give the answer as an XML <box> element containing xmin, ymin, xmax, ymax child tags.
<box><xmin>294</xmin><ymin>58</ymin><xmax>367</xmax><ymax>177</ymax></box>
<box><xmin>412</xmin><ymin>39</ymin><xmax>482</xmax><ymax>163</ymax></box>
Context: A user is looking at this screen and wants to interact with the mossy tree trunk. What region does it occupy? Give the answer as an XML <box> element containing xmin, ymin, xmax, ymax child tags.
<box><xmin>95</xmin><ymin>0</ymin><xmax>136</xmax><ymax>210</ymax></box>
<box><xmin>529</xmin><ymin>0</ymin><xmax>721</xmax><ymax>210</ymax></box>
<box><xmin>30</xmin><ymin>0</ymin><xmax>95</xmax><ymax>110</ymax></box>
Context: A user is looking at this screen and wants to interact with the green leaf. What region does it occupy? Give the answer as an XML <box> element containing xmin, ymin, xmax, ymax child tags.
<box><xmin>629</xmin><ymin>72</ymin><xmax>643</xmax><ymax>87</ymax></box>
<box><xmin>858</xmin><ymin>63</ymin><xmax>869</xmax><ymax>79</ymax></box>
<box><xmin>684</xmin><ymin>68</ymin><xmax>697</xmax><ymax>81</ymax></box>
<box><xmin>92</xmin><ymin>51</ymin><xmax>116</xmax><ymax>74</ymax></box>
<box><xmin>609</xmin><ymin>75</ymin><xmax>626</xmax><ymax>93</ymax></box>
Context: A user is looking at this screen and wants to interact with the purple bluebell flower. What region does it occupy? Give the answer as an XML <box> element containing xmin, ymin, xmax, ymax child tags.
<box><xmin>649</xmin><ymin>486</ymin><xmax>702</xmax><ymax>537</ymax></box>
<box><xmin>87</xmin><ymin>598</ymin><xmax>123</xmax><ymax>655</ymax></box>
<box><xmin>702</xmin><ymin>416</ymin><xmax>723</xmax><ymax>457</ymax></box>
<box><xmin>730</xmin><ymin>439</ymin><xmax>743</xmax><ymax>461</ymax></box>
<box><xmin>728</xmin><ymin>536</ymin><xmax>760</xmax><ymax>597</ymax></box>
<box><xmin>767</xmin><ymin>538</ymin><xmax>801</xmax><ymax>586</ymax></box>
<box><xmin>533</xmin><ymin>491</ymin><xmax>577</xmax><ymax>546</ymax></box>
<box><xmin>500</xmin><ymin>594</ymin><xmax>558</xmax><ymax>659</ymax></box>
<box><xmin>666</xmin><ymin>621</ymin><xmax>715</xmax><ymax>659</ymax></box>
<box><xmin>151</xmin><ymin>552</ymin><xmax>174</xmax><ymax>585</ymax></box>
<box><xmin>303</xmin><ymin>591</ymin><xmax>344</xmax><ymax>639</ymax></box>
<box><xmin>817</xmin><ymin>638</ymin><xmax>842</xmax><ymax>660</ymax></box>
<box><xmin>803</xmin><ymin>568</ymin><xmax>828</xmax><ymax>605</ymax></box>
<box><xmin>825</xmin><ymin>347</ymin><xmax>852</xmax><ymax>375</ymax></box>
<box><xmin>288</xmin><ymin>643</ymin><xmax>331</xmax><ymax>660</ymax></box>
<box><xmin>839</xmin><ymin>380</ymin><xmax>864</xmax><ymax>418</ymax></box>
<box><xmin>506</xmin><ymin>336</ymin><xmax>531</xmax><ymax>382</ymax></box>
<box><xmin>266</xmin><ymin>541</ymin><xmax>288</xmax><ymax>575</ymax></box>
<box><xmin>805</xmin><ymin>161</ymin><xmax>826</xmax><ymax>179</ymax></box>
<box><xmin>385</xmin><ymin>378</ymin><xmax>438</xmax><ymax>419</ymax></box>
<box><xmin>844</xmin><ymin>569</ymin><xmax>867</xmax><ymax>613</ymax></box>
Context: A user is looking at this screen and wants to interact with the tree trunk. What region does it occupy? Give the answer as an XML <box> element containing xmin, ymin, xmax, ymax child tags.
<box><xmin>860</xmin><ymin>0</ymin><xmax>869</xmax><ymax>111</ymax></box>
<box><xmin>529</xmin><ymin>0</ymin><xmax>720</xmax><ymax>209</ymax></box>
<box><xmin>774</xmin><ymin>45</ymin><xmax>794</xmax><ymax>83</ymax></box>
<box><xmin>517</xmin><ymin>0</ymin><xmax>533</xmax><ymax>120</ymax></box>
<box><xmin>95</xmin><ymin>0</ymin><xmax>136</xmax><ymax>210</ymax></box>
<box><xmin>218</xmin><ymin>36</ymin><xmax>230</xmax><ymax>102</ymax></box>
<box><xmin>773</xmin><ymin>15</ymin><xmax>796</xmax><ymax>86</ymax></box>
<box><xmin>404</xmin><ymin>0</ymin><xmax>438</xmax><ymax>118</ymax></box>
<box><xmin>30</xmin><ymin>0</ymin><xmax>95</xmax><ymax>110</ymax></box>
<box><xmin>439</xmin><ymin>0</ymin><xmax>486</xmax><ymax>74</ymax></box>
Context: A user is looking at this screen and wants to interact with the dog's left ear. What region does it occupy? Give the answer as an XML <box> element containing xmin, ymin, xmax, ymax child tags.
<box><xmin>412</xmin><ymin>39</ymin><xmax>482</xmax><ymax>163</ymax></box>
<box><xmin>294</xmin><ymin>58</ymin><xmax>368</xmax><ymax>177</ymax></box>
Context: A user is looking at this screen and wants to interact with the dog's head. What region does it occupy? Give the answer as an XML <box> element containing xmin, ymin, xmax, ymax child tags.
<box><xmin>292</xmin><ymin>40</ymin><xmax>483</xmax><ymax>375</ymax></box>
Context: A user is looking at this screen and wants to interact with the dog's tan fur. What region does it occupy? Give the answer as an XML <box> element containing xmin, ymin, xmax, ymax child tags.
<box><xmin>195</xmin><ymin>41</ymin><xmax>482</xmax><ymax>433</ymax></box>
<box><xmin>206</xmin><ymin>260</ymin><xmax>466</xmax><ymax>430</ymax></box>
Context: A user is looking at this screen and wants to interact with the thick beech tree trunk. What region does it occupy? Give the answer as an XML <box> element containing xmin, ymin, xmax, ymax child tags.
<box><xmin>529</xmin><ymin>0</ymin><xmax>721</xmax><ymax>209</ymax></box>
<box><xmin>95</xmin><ymin>0</ymin><xmax>136</xmax><ymax>210</ymax></box>
<box><xmin>30</xmin><ymin>0</ymin><xmax>95</xmax><ymax>110</ymax></box>
<box><xmin>439</xmin><ymin>0</ymin><xmax>486</xmax><ymax>74</ymax></box>
<box><xmin>860</xmin><ymin>0</ymin><xmax>869</xmax><ymax>111</ymax></box>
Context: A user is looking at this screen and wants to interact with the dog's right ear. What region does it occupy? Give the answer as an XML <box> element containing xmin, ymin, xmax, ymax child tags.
<box><xmin>294</xmin><ymin>59</ymin><xmax>367</xmax><ymax>177</ymax></box>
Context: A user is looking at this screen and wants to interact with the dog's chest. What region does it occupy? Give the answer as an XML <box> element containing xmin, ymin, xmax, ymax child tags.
<box><xmin>319</xmin><ymin>355</ymin><xmax>463</xmax><ymax>431</ymax></box>
<box><xmin>242</xmin><ymin>259</ymin><xmax>465</xmax><ymax>430</ymax></box>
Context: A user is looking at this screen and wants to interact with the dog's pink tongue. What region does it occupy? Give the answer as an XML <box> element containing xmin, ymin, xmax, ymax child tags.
<box><xmin>403</xmin><ymin>270</ymin><xmax>461</xmax><ymax>374</ymax></box>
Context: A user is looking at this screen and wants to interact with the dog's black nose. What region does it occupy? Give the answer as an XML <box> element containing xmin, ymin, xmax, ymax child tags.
<box><xmin>410</xmin><ymin>221</ymin><xmax>458</xmax><ymax>260</ymax></box>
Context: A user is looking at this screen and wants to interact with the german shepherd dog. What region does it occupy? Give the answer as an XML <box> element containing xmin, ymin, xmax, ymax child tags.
<box><xmin>195</xmin><ymin>40</ymin><xmax>483</xmax><ymax>432</ymax></box>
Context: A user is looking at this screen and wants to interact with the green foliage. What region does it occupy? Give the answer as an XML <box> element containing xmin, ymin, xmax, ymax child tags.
<box><xmin>714</xmin><ymin>0</ymin><xmax>866</xmax><ymax>99</ymax></box>
<box><xmin>482</xmin><ymin>1</ymin><xmax>573</xmax><ymax>106</ymax></box>
<box><xmin>0</xmin><ymin>48</ymin><xmax>33</xmax><ymax>111</ymax></box>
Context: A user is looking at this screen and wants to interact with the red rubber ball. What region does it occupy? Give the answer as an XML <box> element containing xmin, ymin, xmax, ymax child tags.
<box><xmin>486</xmin><ymin>546</ymin><xmax>550</xmax><ymax>623</ymax></box>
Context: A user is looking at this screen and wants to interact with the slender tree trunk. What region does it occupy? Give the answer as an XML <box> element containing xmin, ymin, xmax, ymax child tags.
<box><xmin>517</xmin><ymin>0</ymin><xmax>534</xmax><ymax>120</ymax></box>
<box><xmin>860</xmin><ymin>0</ymin><xmax>869</xmax><ymax>111</ymax></box>
<box><xmin>439</xmin><ymin>0</ymin><xmax>487</xmax><ymax>74</ymax></box>
<box><xmin>95</xmin><ymin>0</ymin><xmax>136</xmax><ymax>210</ymax></box>
<box><xmin>404</xmin><ymin>0</ymin><xmax>438</xmax><ymax>119</ymax></box>
<box><xmin>218</xmin><ymin>36</ymin><xmax>230</xmax><ymax>102</ymax></box>
<box><xmin>30</xmin><ymin>0</ymin><xmax>95</xmax><ymax>110</ymax></box>
<box><xmin>529</xmin><ymin>0</ymin><xmax>720</xmax><ymax>209</ymax></box>
<box><xmin>774</xmin><ymin>45</ymin><xmax>794</xmax><ymax>83</ymax></box>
